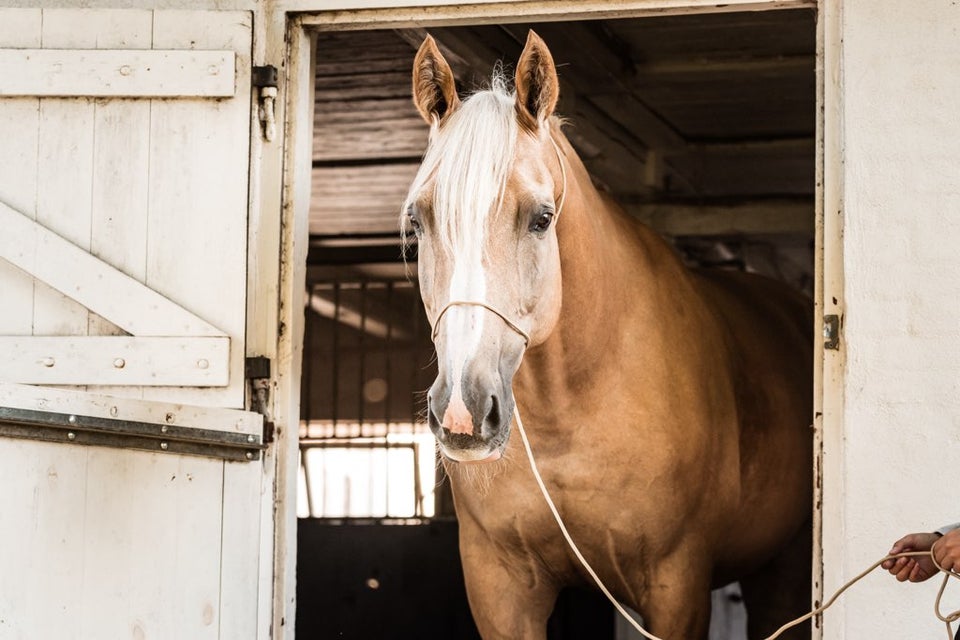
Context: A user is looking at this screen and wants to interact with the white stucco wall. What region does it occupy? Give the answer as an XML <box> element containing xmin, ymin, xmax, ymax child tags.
<box><xmin>826</xmin><ymin>0</ymin><xmax>960</xmax><ymax>637</ymax></box>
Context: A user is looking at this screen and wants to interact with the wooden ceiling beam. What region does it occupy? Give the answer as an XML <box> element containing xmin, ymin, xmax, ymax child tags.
<box><xmin>501</xmin><ymin>22</ymin><xmax>687</xmax><ymax>150</ymax></box>
<box><xmin>632</xmin><ymin>54</ymin><xmax>814</xmax><ymax>77</ymax></box>
<box><xmin>395</xmin><ymin>26</ymin><xmax>658</xmax><ymax>197</ymax></box>
<box><xmin>627</xmin><ymin>199</ymin><xmax>813</xmax><ymax>236</ymax></box>
<box><xmin>675</xmin><ymin>136</ymin><xmax>813</xmax><ymax>154</ymax></box>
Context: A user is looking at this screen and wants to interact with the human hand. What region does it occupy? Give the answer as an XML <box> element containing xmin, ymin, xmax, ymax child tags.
<box><xmin>932</xmin><ymin>528</ymin><xmax>960</xmax><ymax>574</ymax></box>
<box><xmin>882</xmin><ymin>532</ymin><xmax>941</xmax><ymax>582</ymax></box>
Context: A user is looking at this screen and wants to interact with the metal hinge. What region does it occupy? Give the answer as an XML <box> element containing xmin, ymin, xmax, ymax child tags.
<box><xmin>245</xmin><ymin>356</ymin><xmax>275</xmax><ymax>444</ymax></box>
<box><xmin>0</xmin><ymin>407</ymin><xmax>264</xmax><ymax>462</ymax></box>
<box><xmin>245</xmin><ymin>355</ymin><xmax>271</xmax><ymax>380</ymax></box>
<box><xmin>823</xmin><ymin>314</ymin><xmax>840</xmax><ymax>350</ymax></box>
<box><xmin>252</xmin><ymin>65</ymin><xmax>279</xmax><ymax>142</ymax></box>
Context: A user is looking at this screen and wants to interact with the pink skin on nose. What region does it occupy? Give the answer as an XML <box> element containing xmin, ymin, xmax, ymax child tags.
<box><xmin>441</xmin><ymin>393</ymin><xmax>474</xmax><ymax>435</ymax></box>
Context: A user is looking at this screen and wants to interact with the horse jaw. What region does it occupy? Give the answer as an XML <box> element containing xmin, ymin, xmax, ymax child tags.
<box><xmin>442</xmin><ymin>447</ymin><xmax>503</xmax><ymax>464</ymax></box>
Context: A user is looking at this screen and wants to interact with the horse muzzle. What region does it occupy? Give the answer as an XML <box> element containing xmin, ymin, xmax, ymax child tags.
<box><xmin>426</xmin><ymin>301</ymin><xmax>526</xmax><ymax>463</ymax></box>
<box><xmin>427</xmin><ymin>376</ymin><xmax>514</xmax><ymax>464</ymax></box>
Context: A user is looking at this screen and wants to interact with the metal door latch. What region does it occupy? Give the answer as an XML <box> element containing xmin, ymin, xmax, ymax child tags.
<box><xmin>253</xmin><ymin>65</ymin><xmax>279</xmax><ymax>142</ymax></box>
<box><xmin>823</xmin><ymin>314</ymin><xmax>840</xmax><ymax>350</ymax></box>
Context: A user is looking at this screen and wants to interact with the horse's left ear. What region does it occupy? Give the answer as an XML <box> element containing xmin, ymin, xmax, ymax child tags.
<box><xmin>515</xmin><ymin>31</ymin><xmax>559</xmax><ymax>131</ymax></box>
<box><xmin>412</xmin><ymin>34</ymin><xmax>461</xmax><ymax>126</ymax></box>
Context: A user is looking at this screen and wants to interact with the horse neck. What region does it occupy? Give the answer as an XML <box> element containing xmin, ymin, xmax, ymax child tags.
<box><xmin>515</xmin><ymin>132</ymin><xmax>678</xmax><ymax>417</ymax></box>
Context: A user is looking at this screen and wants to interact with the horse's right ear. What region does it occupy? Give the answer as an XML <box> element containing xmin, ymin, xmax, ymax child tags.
<box><xmin>412</xmin><ymin>35</ymin><xmax>460</xmax><ymax>126</ymax></box>
<box><xmin>515</xmin><ymin>31</ymin><xmax>559</xmax><ymax>132</ymax></box>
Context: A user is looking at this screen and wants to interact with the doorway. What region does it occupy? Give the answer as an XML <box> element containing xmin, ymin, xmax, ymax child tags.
<box><xmin>290</xmin><ymin>6</ymin><xmax>817</xmax><ymax>638</ymax></box>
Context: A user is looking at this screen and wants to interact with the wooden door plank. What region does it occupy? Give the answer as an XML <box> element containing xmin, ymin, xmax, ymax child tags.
<box><xmin>0</xmin><ymin>101</ymin><xmax>39</xmax><ymax>337</ymax></box>
<box><xmin>0</xmin><ymin>10</ymin><xmax>261</xmax><ymax>640</ymax></box>
<box><xmin>0</xmin><ymin>202</ymin><xmax>226</xmax><ymax>338</ymax></box>
<box><xmin>84</xmin><ymin>10</ymin><xmax>154</xmax><ymax>351</ymax></box>
<box><xmin>78</xmin><ymin>449</ymin><xmax>223</xmax><ymax>640</ymax></box>
<box><xmin>219</xmin><ymin>462</ymin><xmax>264</xmax><ymax>639</ymax></box>
<box><xmin>34</xmin><ymin>99</ymin><xmax>96</xmax><ymax>341</ymax></box>
<box><xmin>29</xmin><ymin>10</ymin><xmax>135</xmax><ymax>389</ymax></box>
<box><xmin>0</xmin><ymin>439</ymin><xmax>90</xmax><ymax>638</ymax></box>
<box><xmin>0</xmin><ymin>8</ymin><xmax>40</xmax><ymax>46</ymax></box>
<box><xmin>0</xmin><ymin>381</ymin><xmax>262</xmax><ymax>437</ymax></box>
<box><xmin>0</xmin><ymin>49</ymin><xmax>236</xmax><ymax>98</ymax></box>
<box><xmin>73</xmin><ymin>9</ymin><xmax>154</xmax><ymax>398</ymax></box>
<box><xmin>0</xmin><ymin>336</ymin><xmax>230</xmax><ymax>387</ymax></box>
<box><xmin>144</xmin><ymin>10</ymin><xmax>252</xmax><ymax>408</ymax></box>
<box><xmin>40</xmin><ymin>8</ymin><xmax>153</xmax><ymax>49</ymax></box>
<box><xmin>88</xmin><ymin>101</ymin><xmax>152</xmax><ymax>343</ymax></box>
<box><xmin>0</xmin><ymin>12</ymin><xmax>44</xmax><ymax>339</ymax></box>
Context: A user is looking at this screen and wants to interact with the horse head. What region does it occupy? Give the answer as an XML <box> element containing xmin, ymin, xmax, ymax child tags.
<box><xmin>403</xmin><ymin>32</ymin><xmax>566</xmax><ymax>463</ymax></box>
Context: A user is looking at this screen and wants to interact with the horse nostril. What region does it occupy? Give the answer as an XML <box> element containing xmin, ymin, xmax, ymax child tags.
<box><xmin>485</xmin><ymin>395</ymin><xmax>501</xmax><ymax>430</ymax></box>
<box><xmin>427</xmin><ymin>399</ymin><xmax>443</xmax><ymax>434</ymax></box>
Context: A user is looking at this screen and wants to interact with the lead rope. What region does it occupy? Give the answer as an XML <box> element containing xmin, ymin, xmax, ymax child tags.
<box><xmin>513</xmin><ymin>406</ymin><xmax>960</xmax><ymax>639</ymax></box>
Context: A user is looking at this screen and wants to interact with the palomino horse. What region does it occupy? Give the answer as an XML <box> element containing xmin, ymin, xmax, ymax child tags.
<box><xmin>403</xmin><ymin>31</ymin><xmax>812</xmax><ymax>640</ymax></box>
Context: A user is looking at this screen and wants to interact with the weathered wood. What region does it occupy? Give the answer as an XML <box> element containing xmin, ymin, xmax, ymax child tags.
<box><xmin>40</xmin><ymin>7</ymin><xmax>154</xmax><ymax>49</ymax></box>
<box><xmin>0</xmin><ymin>49</ymin><xmax>236</xmax><ymax>98</ymax></box>
<box><xmin>609</xmin><ymin>9</ymin><xmax>815</xmax><ymax>61</ymax></box>
<box><xmin>501</xmin><ymin>21</ymin><xmax>687</xmax><ymax>150</ymax></box>
<box><xmin>633</xmin><ymin>54</ymin><xmax>814</xmax><ymax>78</ymax></box>
<box><xmin>296</xmin><ymin>0</ymin><xmax>816</xmax><ymax>29</ymax></box>
<box><xmin>665</xmin><ymin>144</ymin><xmax>813</xmax><ymax>197</ymax></box>
<box><xmin>393</xmin><ymin>27</ymin><xmax>657</xmax><ymax>195</ymax></box>
<box><xmin>0</xmin><ymin>381</ymin><xmax>262</xmax><ymax>436</ymax></box>
<box><xmin>0</xmin><ymin>9</ymin><xmax>265</xmax><ymax>640</ymax></box>
<box><xmin>34</xmin><ymin>98</ymin><xmax>96</xmax><ymax>348</ymax></box>
<box><xmin>77</xmin><ymin>10</ymin><xmax>154</xmax><ymax>356</ymax></box>
<box><xmin>143</xmin><ymin>10</ymin><xmax>252</xmax><ymax>408</ymax></box>
<box><xmin>309</xmin><ymin>9</ymin><xmax>816</xmax><ymax>210</ymax></box>
<box><xmin>313</xmin><ymin>95</ymin><xmax>426</xmax><ymax>160</ymax></box>
<box><xmin>628</xmin><ymin>200</ymin><xmax>813</xmax><ymax>236</ymax></box>
<box><xmin>0</xmin><ymin>202</ymin><xmax>225</xmax><ymax>338</ymax></box>
<box><xmin>315</xmin><ymin>70</ymin><xmax>413</xmax><ymax>98</ymax></box>
<box><xmin>220</xmin><ymin>458</ymin><xmax>264</xmax><ymax>638</ymax></box>
<box><xmin>0</xmin><ymin>438</ymin><xmax>90</xmax><ymax>638</ymax></box>
<box><xmin>0</xmin><ymin>8</ymin><xmax>40</xmax><ymax>47</ymax></box>
<box><xmin>311</xmin><ymin>163</ymin><xmax>418</xmax><ymax>235</ymax></box>
<box><xmin>0</xmin><ymin>336</ymin><xmax>231</xmax><ymax>386</ymax></box>
<box><xmin>0</xmin><ymin>98</ymin><xmax>39</xmax><ymax>338</ymax></box>
<box><xmin>77</xmin><ymin>447</ymin><xmax>224</xmax><ymax>640</ymax></box>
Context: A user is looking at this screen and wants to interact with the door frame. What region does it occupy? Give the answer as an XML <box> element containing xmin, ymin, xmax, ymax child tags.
<box><xmin>262</xmin><ymin>1</ymin><xmax>839</xmax><ymax>638</ymax></box>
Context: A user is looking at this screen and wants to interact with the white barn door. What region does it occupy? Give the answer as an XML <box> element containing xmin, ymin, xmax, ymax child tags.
<box><xmin>0</xmin><ymin>8</ymin><xmax>267</xmax><ymax>640</ymax></box>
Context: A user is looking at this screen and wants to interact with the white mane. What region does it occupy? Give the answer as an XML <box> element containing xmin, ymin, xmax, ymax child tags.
<box><xmin>402</xmin><ymin>76</ymin><xmax>518</xmax><ymax>257</ymax></box>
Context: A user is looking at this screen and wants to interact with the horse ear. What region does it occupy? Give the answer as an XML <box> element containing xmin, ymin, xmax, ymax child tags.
<box><xmin>514</xmin><ymin>31</ymin><xmax>559</xmax><ymax>131</ymax></box>
<box><xmin>412</xmin><ymin>35</ymin><xmax>460</xmax><ymax>126</ymax></box>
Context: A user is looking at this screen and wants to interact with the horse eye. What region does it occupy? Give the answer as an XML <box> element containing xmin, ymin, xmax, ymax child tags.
<box><xmin>406</xmin><ymin>207</ymin><xmax>423</xmax><ymax>234</ymax></box>
<box><xmin>529</xmin><ymin>209</ymin><xmax>554</xmax><ymax>234</ymax></box>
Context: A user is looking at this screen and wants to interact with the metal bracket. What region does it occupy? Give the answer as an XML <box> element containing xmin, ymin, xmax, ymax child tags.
<box><xmin>252</xmin><ymin>65</ymin><xmax>278</xmax><ymax>89</ymax></box>
<box><xmin>253</xmin><ymin>65</ymin><xmax>279</xmax><ymax>142</ymax></box>
<box><xmin>245</xmin><ymin>355</ymin><xmax>271</xmax><ymax>379</ymax></box>
<box><xmin>0</xmin><ymin>406</ymin><xmax>264</xmax><ymax>462</ymax></box>
<box><xmin>823</xmin><ymin>314</ymin><xmax>841</xmax><ymax>350</ymax></box>
<box><xmin>245</xmin><ymin>356</ymin><xmax>274</xmax><ymax>444</ymax></box>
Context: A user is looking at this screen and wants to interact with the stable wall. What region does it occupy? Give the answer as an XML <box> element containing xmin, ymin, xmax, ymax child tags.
<box><xmin>823</xmin><ymin>0</ymin><xmax>960</xmax><ymax>637</ymax></box>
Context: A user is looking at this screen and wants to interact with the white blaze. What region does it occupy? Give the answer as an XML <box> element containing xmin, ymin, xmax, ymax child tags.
<box><xmin>443</xmin><ymin>254</ymin><xmax>487</xmax><ymax>402</ymax></box>
<box><xmin>402</xmin><ymin>80</ymin><xmax>518</xmax><ymax>421</ymax></box>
